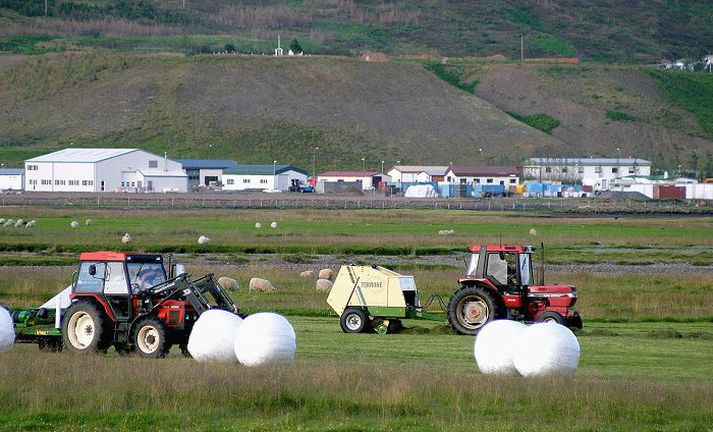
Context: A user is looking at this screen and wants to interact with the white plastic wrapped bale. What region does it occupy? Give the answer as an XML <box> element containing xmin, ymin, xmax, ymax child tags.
<box><xmin>197</xmin><ymin>235</ymin><xmax>211</xmax><ymax>245</ymax></box>
<box><xmin>234</xmin><ymin>313</ymin><xmax>296</xmax><ymax>367</ymax></box>
<box><xmin>255</xmin><ymin>222</ymin><xmax>262</xmax><ymax>229</ymax></box>
<box><xmin>404</xmin><ymin>184</ymin><xmax>438</xmax><ymax>198</ymax></box>
<box><xmin>270</xmin><ymin>221</ymin><xmax>278</xmax><ymax>229</ymax></box>
<box><xmin>473</xmin><ymin>320</ymin><xmax>527</xmax><ymax>375</ymax></box>
<box><xmin>0</xmin><ymin>307</ymin><xmax>15</xmax><ymax>353</ymax></box>
<box><xmin>513</xmin><ymin>323</ymin><xmax>580</xmax><ymax>377</ymax></box>
<box><xmin>187</xmin><ymin>309</ymin><xmax>243</xmax><ymax>362</ymax></box>
<box><xmin>70</xmin><ymin>220</ymin><xmax>79</xmax><ymax>228</ymax></box>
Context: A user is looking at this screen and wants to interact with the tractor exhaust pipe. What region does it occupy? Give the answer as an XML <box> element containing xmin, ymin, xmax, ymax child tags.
<box><xmin>539</xmin><ymin>242</ymin><xmax>545</xmax><ymax>286</ymax></box>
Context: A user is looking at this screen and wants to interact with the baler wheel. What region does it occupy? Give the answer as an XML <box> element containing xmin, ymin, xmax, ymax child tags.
<box><xmin>340</xmin><ymin>308</ymin><xmax>370</xmax><ymax>333</ymax></box>
<box><xmin>537</xmin><ymin>311</ymin><xmax>566</xmax><ymax>325</ymax></box>
<box><xmin>447</xmin><ymin>286</ymin><xmax>501</xmax><ymax>335</ymax></box>
<box><xmin>62</xmin><ymin>300</ymin><xmax>112</xmax><ymax>354</ymax></box>
<box><xmin>132</xmin><ymin>317</ymin><xmax>169</xmax><ymax>358</ymax></box>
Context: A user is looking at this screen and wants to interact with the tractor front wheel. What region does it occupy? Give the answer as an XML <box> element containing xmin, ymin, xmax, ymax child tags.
<box><xmin>132</xmin><ymin>317</ymin><xmax>169</xmax><ymax>358</ymax></box>
<box><xmin>340</xmin><ymin>308</ymin><xmax>371</xmax><ymax>333</ymax></box>
<box><xmin>62</xmin><ymin>301</ymin><xmax>112</xmax><ymax>354</ymax></box>
<box><xmin>447</xmin><ymin>286</ymin><xmax>501</xmax><ymax>335</ymax></box>
<box><xmin>536</xmin><ymin>311</ymin><xmax>566</xmax><ymax>325</ymax></box>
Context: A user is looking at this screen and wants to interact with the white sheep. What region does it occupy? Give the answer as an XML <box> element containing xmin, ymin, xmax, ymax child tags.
<box><xmin>121</xmin><ymin>233</ymin><xmax>132</xmax><ymax>244</ymax></box>
<box><xmin>25</xmin><ymin>220</ymin><xmax>36</xmax><ymax>228</ymax></box>
<box><xmin>2</xmin><ymin>221</ymin><xmax>12</xmax><ymax>227</ymax></box>
<box><xmin>198</xmin><ymin>235</ymin><xmax>211</xmax><ymax>245</ymax></box>
<box><xmin>438</xmin><ymin>229</ymin><xmax>455</xmax><ymax>236</ymax></box>
<box><xmin>218</xmin><ymin>277</ymin><xmax>239</xmax><ymax>291</ymax></box>
<box><xmin>70</xmin><ymin>221</ymin><xmax>79</xmax><ymax>228</ymax></box>
<box><xmin>316</xmin><ymin>279</ymin><xmax>333</xmax><ymax>293</ymax></box>
<box><xmin>0</xmin><ymin>218</ymin><xmax>5</xmax><ymax>224</ymax></box>
<box><xmin>318</xmin><ymin>269</ymin><xmax>334</xmax><ymax>280</ymax></box>
<box><xmin>255</xmin><ymin>222</ymin><xmax>262</xmax><ymax>229</ymax></box>
<box><xmin>270</xmin><ymin>221</ymin><xmax>278</xmax><ymax>229</ymax></box>
<box><xmin>85</xmin><ymin>219</ymin><xmax>92</xmax><ymax>226</ymax></box>
<box><xmin>14</xmin><ymin>219</ymin><xmax>25</xmax><ymax>227</ymax></box>
<box><xmin>299</xmin><ymin>270</ymin><xmax>315</xmax><ymax>278</ymax></box>
<box><xmin>529</xmin><ymin>228</ymin><xmax>538</xmax><ymax>236</ymax></box>
<box><xmin>249</xmin><ymin>277</ymin><xmax>275</xmax><ymax>292</ymax></box>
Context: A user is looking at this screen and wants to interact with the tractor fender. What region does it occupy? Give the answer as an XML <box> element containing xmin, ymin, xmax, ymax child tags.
<box><xmin>455</xmin><ymin>278</ymin><xmax>505</xmax><ymax>309</ymax></box>
<box><xmin>69</xmin><ymin>293</ymin><xmax>116</xmax><ymax>321</ymax></box>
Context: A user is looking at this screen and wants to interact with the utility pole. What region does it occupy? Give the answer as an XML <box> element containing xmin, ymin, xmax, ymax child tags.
<box><xmin>520</xmin><ymin>35</ymin><xmax>524</xmax><ymax>61</ymax></box>
<box><xmin>45</xmin><ymin>0</ymin><xmax>48</xmax><ymax>16</ymax></box>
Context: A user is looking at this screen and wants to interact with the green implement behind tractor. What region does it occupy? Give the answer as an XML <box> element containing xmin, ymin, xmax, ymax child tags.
<box><xmin>326</xmin><ymin>265</ymin><xmax>444</xmax><ymax>334</ymax></box>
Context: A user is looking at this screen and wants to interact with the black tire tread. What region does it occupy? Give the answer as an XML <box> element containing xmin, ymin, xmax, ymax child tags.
<box><xmin>447</xmin><ymin>286</ymin><xmax>503</xmax><ymax>335</ymax></box>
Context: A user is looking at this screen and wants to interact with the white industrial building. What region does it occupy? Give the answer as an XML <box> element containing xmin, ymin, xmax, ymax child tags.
<box><xmin>176</xmin><ymin>159</ymin><xmax>238</xmax><ymax>189</ymax></box>
<box><xmin>317</xmin><ymin>171</ymin><xmax>390</xmax><ymax>191</ymax></box>
<box><xmin>0</xmin><ymin>169</ymin><xmax>24</xmax><ymax>190</ymax></box>
<box><xmin>222</xmin><ymin>165</ymin><xmax>307</xmax><ymax>192</ymax></box>
<box><xmin>443</xmin><ymin>166</ymin><xmax>520</xmax><ymax>186</ymax></box>
<box><xmin>387</xmin><ymin>166</ymin><xmax>448</xmax><ymax>183</ymax></box>
<box><xmin>24</xmin><ymin>148</ymin><xmax>187</xmax><ymax>193</ymax></box>
<box><xmin>523</xmin><ymin>157</ymin><xmax>652</xmax><ymax>190</ymax></box>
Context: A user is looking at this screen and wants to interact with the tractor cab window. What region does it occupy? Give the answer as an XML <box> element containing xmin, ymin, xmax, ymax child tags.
<box><xmin>75</xmin><ymin>262</ymin><xmax>106</xmax><ymax>293</ymax></box>
<box><xmin>104</xmin><ymin>261</ymin><xmax>129</xmax><ymax>295</ymax></box>
<box><xmin>466</xmin><ymin>253</ymin><xmax>480</xmax><ymax>276</ymax></box>
<box><xmin>486</xmin><ymin>253</ymin><xmax>517</xmax><ymax>286</ymax></box>
<box><xmin>518</xmin><ymin>253</ymin><xmax>533</xmax><ymax>286</ymax></box>
<box><xmin>127</xmin><ymin>262</ymin><xmax>166</xmax><ymax>292</ymax></box>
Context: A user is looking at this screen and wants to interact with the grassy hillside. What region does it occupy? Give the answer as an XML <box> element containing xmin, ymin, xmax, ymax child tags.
<box><xmin>2</xmin><ymin>0</ymin><xmax>713</xmax><ymax>62</ymax></box>
<box><xmin>1</xmin><ymin>53</ymin><xmax>712</xmax><ymax>171</ymax></box>
<box><xmin>0</xmin><ymin>52</ymin><xmax>568</xmax><ymax>168</ymax></box>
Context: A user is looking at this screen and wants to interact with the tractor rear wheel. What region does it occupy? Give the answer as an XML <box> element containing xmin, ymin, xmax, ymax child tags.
<box><xmin>133</xmin><ymin>317</ymin><xmax>169</xmax><ymax>358</ymax></box>
<box><xmin>537</xmin><ymin>311</ymin><xmax>566</xmax><ymax>325</ymax></box>
<box><xmin>447</xmin><ymin>286</ymin><xmax>502</xmax><ymax>335</ymax></box>
<box><xmin>62</xmin><ymin>301</ymin><xmax>112</xmax><ymax>354</ymax></box>
<box><xmin>340</xmin><ymin>308</ymin><xmax>371</xmax><ymax>333</ymax></box>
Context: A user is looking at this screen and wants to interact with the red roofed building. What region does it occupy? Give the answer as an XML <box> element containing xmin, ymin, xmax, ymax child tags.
<box><xmin>444</xmin><ymin>166</ymin><xmax>521</xmax><ymax>186</ymax></box>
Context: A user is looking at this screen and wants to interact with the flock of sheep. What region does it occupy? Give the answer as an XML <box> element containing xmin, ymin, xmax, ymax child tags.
<box><xmin>0</xmin><ymin>218</ymin><xmax>36</xmax><ymax>228</ymax></box>
<box><xmin>217</xmin><ymin>267</ymin><xmax>334</xmax><ymax>294</ymax></box>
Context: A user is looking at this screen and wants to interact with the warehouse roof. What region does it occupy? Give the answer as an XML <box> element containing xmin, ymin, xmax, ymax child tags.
<box><xmin>26</xmin><ymin>148</ymin><xmax>140</xmax><ymax>163</ymax></box>
<box><xmin>223</xmin><ymin>165</ymin><xmax>307</xmax><ymax>176</ymax></box>
<box><xmin>0</xmin><ymin>169</ymin><xmax>24</xmax><ymax>175</ymax></box>
<box><xmin>447</xmin><ymin>166</ymin><xmax>520</xmax><ymax>176</ymax></box>
<box><xmin>176</xmin><ymin>159</ymin><xmax>239</xmax><ymax>170</ymax></box>
<box><xmin>319</xmin><ymin>171</ymin><xmax>381</xmax><ymax>177</ymax></box>
<box><xmin>527</xmin><ymin>157</ymin><xmax>652</xmax><ymax>166</ymax></box>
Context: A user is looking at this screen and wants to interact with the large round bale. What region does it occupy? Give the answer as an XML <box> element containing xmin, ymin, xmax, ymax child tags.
<box><xmin>197</xmin><ymin>235</ymin><xmax>211</xmax><ymax>245</ymax></box>
<box><xmin>233</xmin><ymin>313</ymin><xmax>296</xmax><ymax>366</ymax></box>
<box><xmin>187</xmin><ymin>310</ymin><xmax>243</xmax><ymax>362</ymax></box>
<box><xmin>218</xmin><ymin>276</ymin><xmax>239</xmax><ymax>291</ymax></box>
<box><xmin>121</xmin><ymin>233</ymin><xmax>132</xmax><ymax>244</ymax></box>
<box><xmin>299</xmin><ymin>270</ymin><xmax>315</xmax><ymax>278</ymax></box>
<box><xmin>473</xmin><ymin>320</ymin><xmax>527</xmax><ymax>375</ymax></box>
<box><xmin>315</xmin><ymin>279</ymin><xmax>333</xmax><ymax>293</ymax></box>
<box><xmin>513</xmin><ymin>323</ymin><xmax>580</xmax><ymax>377</ymax></box>
<box><xmin>70</xmin><ymin>220</ymin><xmax>79</xmax><ymax>228</ymax></box>
<box><xmin>318</xmin><ymin>269</ymin><xmax>333</xmax><ymax>280</ymax></box>
<box><xmin>249</xmin><ymin>277</ymin><xmax>275</xmax><ymax>292</ymax></box>
<box><xmin>0</xmin><ymin>307</ymin><xmax>15</xmax><ymax>353</ymax></box>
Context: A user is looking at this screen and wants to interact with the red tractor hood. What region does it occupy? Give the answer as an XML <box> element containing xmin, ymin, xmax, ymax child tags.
<box><xmin>528</xmin><ymin>285</ymin><xmax>577</xmax><ymax>296</ymax></box>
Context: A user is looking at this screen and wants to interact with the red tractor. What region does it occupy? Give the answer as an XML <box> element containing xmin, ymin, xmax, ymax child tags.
<box><xmin>61</xmin><ymin>252</ymin><xmax>239</xmax><ymax>357</ymax></box>
<box><xmin>447</xmin><ymin>244</ymin><xmax>582</xmax><ymax>335</ymax></box>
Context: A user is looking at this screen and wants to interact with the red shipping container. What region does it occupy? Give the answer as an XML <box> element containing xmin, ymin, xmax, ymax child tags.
<box><xmin>655</xmin><ymin>185</ymin><xmax>686</xmax><ymax>199</ymax></box>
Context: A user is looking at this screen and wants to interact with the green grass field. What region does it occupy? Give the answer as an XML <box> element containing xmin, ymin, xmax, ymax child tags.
<box><xmin>0</xmin><ymin>207</ymin><xmax>712</xmax><ymax>430</ymax></box>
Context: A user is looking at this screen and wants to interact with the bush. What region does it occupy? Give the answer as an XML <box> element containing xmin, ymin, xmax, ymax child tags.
<box><xmin>424</xmin><ymin>63</ymin><xmax>477</xmax><ymax>94</ymax></box>
<box><xmin>606</xmin><ymin>110</ymin><xmax>637</xmax><ymax>122</ymax></box>
<box><xmin>507</xmin><ymin>112</ymin><xmax>561</xmax><ymax>134</ymax></box>
<box><xmin>224</xmin><ymin>43</ymin><xmax>237</xmax><ymax>53</ymax></box>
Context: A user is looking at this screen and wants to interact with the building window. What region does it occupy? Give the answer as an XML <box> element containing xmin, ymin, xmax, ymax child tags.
<box><xmin>69</xmin><ymin>180</ymin><xmax>79</xmax><ymax>186</ymax></box>
<box><xmin>509</xmin><ymin>179</ymin><xmax>516</xmax><ymax>184</ymax></box>
<box><xmin>474</xmin><ymin>179</ymin><xmax>480</xmax><ymax>184</ymax></box>
<box><xmin>595</xmin><ymin>167</ymin><xmax>602</xmax><ymax>174</ymax></box>
<box><xmin>545</xmin><ymin>167</ymin><xmax>552</xmax><ymax>173</ymax></box>
<box><xmin>149</xmin><ymin>160</ymin><xmax>158</xmax><ymax>168</ymax></box>
<box><xmin>27</xmin><ymin>165</ymin><xmax>38</xmax><ymax>171</ymax></box>
<box><xmin>243</xmin><ymin>179</ymin><xmax>250</xmax><ymax>183</ymax></box>
<box><xmin>460</xmin><ymin>179</ymin><xmax>466</xmax><ymax>184</ymax></box>
<box><xmin>562</xmin><ymin>167</ymin><xmax>568</xmax><ymax>173</ymax></box>
<box><xmin>578</xmin><ymin>166</ymin><xmax>584</xmax><ymax>174</ymax></box>
<box><xmin>41</xmin><ymin>179</ymin><xmax>51</xmax><ymax>185</ymax></box>
<box><xmin>226</xmin><ymin>179</ymin><xmax>234</xmax><ymax>185</ymax></box>
<box><xmin>131</xmin><ymin>182</ymin><xmax>135</xmax><ymax>187</ymax></box>
<box><xmin>447</xmin><ymin>176</ymin><xmax>452</xmax><ymax>182</ymax></box>
<box><xmin>82</xmin><ymin>180</ymin><xmax>94</xmax><ymax>186</ymax></box>
<box><xmin>611</xmin><ymin>167</ymin><xmax>618</xmax><ymax>174</ymax></box>
<box><xmin>260</xmin><ymin>179</ymin><xmax>268</xmax><ymax>184</ymax></box>
<box><xmin>486</xmin><ymin>178</ymin><xmax>493</xmax><ymax>184</ymax></box>
<box><xmin>628</xmin><ymin>167</ymin><xmax>635</xmax><ymax>174</ymax></box>
<box><xmin>28</xmin><ymin>179</ymin><xmax>37</xmax><ymax>185</ymax></box>
<box><xmin>499</xmin><ymin>181</ymin><xmax>505</xmax><ymax>185</ymax></box>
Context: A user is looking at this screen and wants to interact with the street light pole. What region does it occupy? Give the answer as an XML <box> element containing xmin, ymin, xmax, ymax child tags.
<box><xmin>273</xmin><ymin>160</ymin><xmax>277</xmax><ymax>189</ymax></box>
<box><xmin>361</xmin><ymin>157</ymin><xmax>365</xmax><ymax>172</ymax></box>
<box><xmin>381</xmin><ymin>160</ymin><xmax>385</xmax><ymax>174</ymax></box>
<box><xmin>478</xmin><ymin>148</ymin><xmax>483</xmax><ymax>166</ymax></box>
<box><xmin>312</xmin><ymin>147</ymin><xmax>318</xmax><ymax>177</ymax></box>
